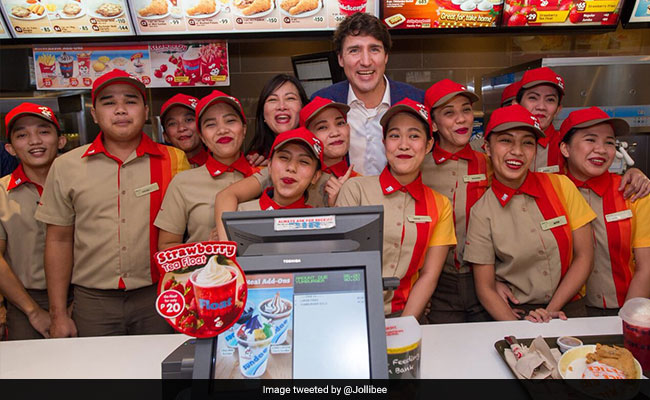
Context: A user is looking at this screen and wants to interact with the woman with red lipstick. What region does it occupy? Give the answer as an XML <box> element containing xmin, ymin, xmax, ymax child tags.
<box><xmin>238</xmin><ymin>128</ymin><xmax>322</xmax><ymax>211</ymax></box>
<box><xmin>559</xmin><ymin>107</ymin><xmax>650</xmax><ymax>316</ymax></box>
<box><xmin>336</xmin><ymin>99</ymin><xmax>456</xmax><ymax>319</ymax></box>
<box><xmin>155</xmin><ymin>90</ymin><xmax>259</xmax><ymax>250</ymax></box>
<box><xmin>464</xmin><ymin>104</ymin><xmax>596</xmax><ymax>323</ymax></box>
<box><xmin>246</xmin><ymin>74</ymin><xmax>309</xmax><ymax>166</ymax></box>
<box><xmin>419</xmin><ymin>79</ymin><xmax>492</xmax><ymax>324</ymax></box>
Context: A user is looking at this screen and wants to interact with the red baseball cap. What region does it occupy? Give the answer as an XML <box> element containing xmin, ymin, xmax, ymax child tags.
<box><xmin>518</xmin><ymin>67</ymin><xmax>565</xmax><ymax>98</ymax></box>
<box><xmin>424</xmin><ymin>79</ymin><xmax>479</xmax><ymax>111</ymax></box>
<box><xmin>92</xmin><ymin>69</ymin><xmax>146</xmax><ymax>106</ymax></box>
<box><xmin>160</xmin><ymin>94</ymin><xmax>199</xmax><ymax>121</ymax></box>
<box><xmin>380</xmin><ymin>98</ymin><xmax>431</xmax><ymax>138</ymax></box>
<box><xmin>501</xmin><ymin>81</ymin><xmax>522</xmax><ymax>106</ymax></box>
<box><xmin>299</xmin><ymin>97</ymin><xmax>350</xmax><ymax>128</ymax></box>
<box><xmin>196</xmin><ymin>90</ymin><xmax>246</xmax><ymax>128</ymax></box>
<box><xmin>5</xmin><ymin>102</ymin><xmax>61</xmax><ymax>137</ymax></box>
<box><xmin>485</xmin><ymin>104</ymin><xmax>545</xmax><ymax>139</ymax></box>
<box><xmin>269</xmin><ymin>126</ymin><xmax>323</xmax><ymax>166</ymax></box>
<box><xmin>560</xmin><ymin>107</ymin><xmax>630</xmax><ymax>140</ymax></box>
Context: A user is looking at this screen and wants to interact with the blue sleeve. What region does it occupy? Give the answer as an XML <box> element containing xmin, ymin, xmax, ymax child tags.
<box><xmin>0</xmin><ymin>144</ymin><xmax>18</xmax><ymax>177</ymax></box>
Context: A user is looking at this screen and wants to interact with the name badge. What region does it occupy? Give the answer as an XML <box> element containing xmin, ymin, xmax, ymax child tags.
<box><xmin>605</xmin><ymin>209</ymin><xmax>633</xmax><ymax>223</ymax></box>
<box><xmin>463</xmin><ymin>174</ymin><xmax>487</xmax><ymax>183</ymax></box>
<box><xmin>540</xmin><ymin>215</ymin><xmax>567</xmax><ymax>231</ymax></box>
<box><xmin>408</xmin><ymin>215</ymin><xmax>432</xmax><ymax>223</ymax></box>
<box><xmin>134</xmin><ymin>183</ymin><xmax>159</xmax><ymax>197</ymax></box>
<box><xmin>537</xmin><ymin>165</ymin><xmax>560</xmax><ymax>173</ymax></box>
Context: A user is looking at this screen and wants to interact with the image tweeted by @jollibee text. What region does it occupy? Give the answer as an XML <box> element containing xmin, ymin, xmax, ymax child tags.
<box><xmin>261</xmin><ymin>383</ymin><xmax>388</xmax><ymax>396</ymax></box>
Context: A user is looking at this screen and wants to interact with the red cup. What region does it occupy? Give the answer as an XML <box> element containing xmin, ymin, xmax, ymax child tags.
<box><xmin>338</xmin><ymin>0</ymin><xmax>367</xmax><ymax>15</ymax></box>
<box><xmin>190</xmin><ymin>266</ymin><xmax>237</xmax><ymax>330</ymax></box>
<box><xmin>619</xmin><ymin>297</ymin><xmax>650</xmax><ymax>373</ymax></box>
<box><xmin>39</xmin><ymin>63</ymin><xmax>56</xmax><ymax>77</ymax></box>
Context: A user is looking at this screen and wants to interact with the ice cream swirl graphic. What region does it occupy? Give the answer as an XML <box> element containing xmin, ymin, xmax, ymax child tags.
<box><xmin>261</xmin><ymin>292</ymin><xmax>291</xmax><ymax>315</ymax></box>
<box><xmin>194</xmin><ymin>255</ymin><xmax>233</xmax><ymax>286</ymax></box>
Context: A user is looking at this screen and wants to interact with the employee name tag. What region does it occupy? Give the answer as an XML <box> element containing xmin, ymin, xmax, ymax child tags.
<box><xmin>605</xmin><ymin>209</ymin><xmax>633</xmax><ymax>223</ymax></box>
<box><xmin>537</xmin><ymin>165</ymin><xmax>560</xmax><ymax>173</ymax></box>
<box><xmin>134</xmin><ymin>183</ymin><xmax>159</xmax><ymax>197</ymax></box>
<box><xmin>408</xmin><ymin>215</ymin><xmax>432</xmax><ymax>223</ymax></box>
<box><xmin>540</xmin><ymin>215</ymin><xmax>567</xmax><ymax>231</ymax></box>
<box><xmin>463</xmin><ymin>174</ymin><xmax>487</xmax><ymax>183</ymax></box>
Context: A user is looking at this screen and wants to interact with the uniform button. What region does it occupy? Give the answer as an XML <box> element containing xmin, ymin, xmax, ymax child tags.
<box><xmin>121</xmin><ymin>219</ymin><xmax>126</xmax><ymax>223</ymax></box>
<box><xmin>121</xmin><ymin>190</ymin><xmax>126</xmax><ymax>195</ymax></box>
<box><xmin>390</xmin><ymin>264</ymin><xmax>396</xmax><ymax>269</ymax></box>
<box><xmin>122</xmin><ymin>246</ymin><xmax>127</xmax><ymax>251</ymax></box>
<box><xmin>538</xmin><ymin>250</ymin><xmax>544</xmax><ymax>255</ymax></box>
<box><xmin>522</xmin><ymin>207</ymin><xmax>527</xmax><ymax>212</ymax></box>
<box><xmin>530</xmin><ymin>228</ymin><xmax>535</xmax><ymax>233</ymax></box>
<box><xmin>543</xmin><ymin>271</ymin><xmax>548</xmax><ymax>276</ymax></box>
<box><xmin>396</xmin><ymin>222</ymin><xmax>402</xmax><ymax>226</ymax></box>
<box><xmin>123</xmin><ymin>273</ymin><xmax>129</xmax><ymax>278</ymax></box>
<box><xmin>450</xmin><ymin>189</ymin><xmax>454</xmax><ymax>193</ymax></box>
<box><xmin>451</xmin><ymin>171</ymin><xmax>456</xmax><ymax>176</ymax></box>
<box><xmin>597</xmin><ymin>294</ymin><xmax>602</xmax><ymax>298</ymax></box>
<box><xmin>397</xmin><ymin>205</ymin><xmax>402</xmax><ymax>210</ymax></box>
<box><xmin>394</xmin><ymin>243</ymin><xmax>399</xmax><ymax>248</ymax></box>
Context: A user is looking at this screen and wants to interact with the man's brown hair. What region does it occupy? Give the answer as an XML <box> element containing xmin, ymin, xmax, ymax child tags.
<box><xmin>333</xmin><ymin>12</ymin><xmax>392</xmax><ymax>55</ymax></box>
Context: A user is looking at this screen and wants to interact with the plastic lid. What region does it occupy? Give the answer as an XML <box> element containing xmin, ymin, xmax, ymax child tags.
<box><xmin>385</xmin><ymin>316</ymin><xmax>421</xmax><ymax>350</ymax></box>
<box><xmin>618</xmin><ymin>297</ymin><xmax>650</xmax><ymax>328</ymax></box>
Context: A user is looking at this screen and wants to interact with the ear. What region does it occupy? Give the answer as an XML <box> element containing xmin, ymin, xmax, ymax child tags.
<box><xmin>5</xmin><ymin>143</ymin><xmax>16</xmax><ymax>157</ymax></box>
<box><xmin>484</xmin><ymin>139</ymin><xmax>492</xmax><ymax>158</ymax></box>
<box><xmin>144</xmin><ymin>104</ymin><xmax>150</xmax><ymax>120</ymax></box>
<box><xmin>337</xmin><ymin>52</ymin><xmax>344</xmax><ymax>68</ymax></box>
<box><xmin>559</xmin><ymin>141</ymin><xmax>570</xmax><ymax>158</ymax></box>
<box><xmin>90</xmin><ymin>106</ymin><xmax>98</xmax><ymax>124</ymax></box>
<box><xmin>425</xmin><ymin>137</ymin><xmax>434</xmax><ymax>154</ymax></box>
<box><xmin>57</xmin><ymin>134</ymin><xmax>67</xmax><ymax>150</ymax></box>
<box><xmin>311</xmin><ymin>169</ymin><xmax>322</xmax><ymax>185</ymax></box>
<box><xmin>430</xmin><ymin>118</ymin><xmax>438</xmax><ymax>134</ymax></box>
<box><xmin>163</xmin><ymin>132</ymin><xmax>171</xmax><ymax>144</ymax></box>
<box><xmin>555</xmin><ymin>104</ymin><xmax>563</xmax><ymax>117</ymax></box>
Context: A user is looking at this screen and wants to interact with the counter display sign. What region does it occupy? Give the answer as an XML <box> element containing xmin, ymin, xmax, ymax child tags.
<box><xmin>382</xmin><ymin>0</ymin><xmax>503</xmax><ymax>29</ymax></box>
<box><xmin>155</xmin><ymin>241</ymin><xmax>247</xmax><ymax>339</ymax></box>
<box><xmin>0</xmin><ymin>0</ymin><xmax>134</xmax><ymax>37</ymax></box>
<box><xmin>128</xmin><ymin>0</ymin><xmax>377</xmax><ymax>34</ymax></box>
<box><xmin>33</xmin><ymin>40</ymin><xmax>229</xmax><ymax>89</ymax></box>
<box><xmin>628</xmin><ymin>0</ymin><xmax>650</xmax><ymax>22</ymax></box>
<box><xmin>501</xmin><ymin>0</ymin><xmax>623</xmax><ymax>26</ymax></box>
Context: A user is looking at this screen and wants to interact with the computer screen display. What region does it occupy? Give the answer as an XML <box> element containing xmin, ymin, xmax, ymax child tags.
<box><xmin>213</xmin><ymin>268</ymin><xmax>370</xmax><ymax>379</ymax></box>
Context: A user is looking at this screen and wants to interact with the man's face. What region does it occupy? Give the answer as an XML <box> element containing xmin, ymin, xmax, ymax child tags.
<box><xmin>6</xmin><ymin>115</ymin><xmax>66</xmax><ymax>169</ymax></box>
<box><xmin>163</xmin><ymin>105</ymin><xmax>201</xmax><ymax>154</ymax></box>
<box><xmin>338</xmin><ymin>34</ymin><xmax>388</xmax><ymax>96</ymax></box>
<box><xmin>91</xmin><ymin>83</ymin><xmax>148</xmax><ymax>143</ymax></box>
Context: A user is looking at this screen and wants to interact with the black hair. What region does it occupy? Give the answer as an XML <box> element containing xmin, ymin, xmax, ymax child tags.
<box><xmin>333</xmin><ymin>12</ymin><xmax>392</xmax><ymax>55</ymax></box>
<box><xmin>561</xmin><ymin>127</ymin><xmax>578</xmax><ymax>145</ymax></box>
<box><xmin>271</xmin><ymin>139</ymin><xmax>321</xmax><ymax>171</ymax></box>
<box><xmin>8</xmin><ymin>116</ymin><xmax>60</xmax><ymax>144</ymax></box>
<box><xmin>515</xmin><ymin>84</ymin><xmax>562</xmax><ymax>105</ymax></box>
<box><xmin>383</xmin><ymin>111</ymin><xmax>432</xmax><ymax>141</ymax></box>
<box><xmin>246</xmin><ymin>74</ymin><xmax>309</xmax><ymax>158</ymax></box>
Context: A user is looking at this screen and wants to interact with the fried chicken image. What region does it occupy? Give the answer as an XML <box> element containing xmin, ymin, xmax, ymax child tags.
<box><xmin>288</xmin><ymin>0</ymin><xmax>317</xmax><ymax>14</ymax></box>
<box><xmin>138</xmin><ymin>0</ymin><xmax>168</xmax><ymax>17</ymax></box>
<box><xmin>280</xmin><ymin>0</ymin><xmax>298</xmax><ymax>11</ymax></box>
<box><xmin>235</xmin><ymin>0</ymin><xmax>271</xmax><ymax>15</ymax></box>
<box><xmin>586</xmin><ymin>344</ymin><xmax>637</xmax><ymax>379</ymax></box>
<box><xmin>187</xmin><ymin>0</ymin><xmax>216</xmax><ymax>15</ymax></box>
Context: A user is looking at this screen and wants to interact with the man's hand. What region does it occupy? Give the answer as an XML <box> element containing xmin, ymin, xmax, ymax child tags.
<box><xmin>620</xmin><ymin>168</ymin><xmax>650</xmax><ymax>201</ymax></box>
<box><xmin>27</xmin><ymin>307</ymin><xmax>51</xmax><ymax>338</ymax></box>
<box><xmin>49</xmin><ymin>314</ymin><xmax>77</xmax><ymax>338</ymax></box>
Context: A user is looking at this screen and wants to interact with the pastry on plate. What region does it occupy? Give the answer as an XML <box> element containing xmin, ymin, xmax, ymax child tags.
<box><xmin>138</xmin><ymin>0</ymin><xmax>168</xmax><ymax>16</ymax></box>
<box><xmin>96</xmin><ymin>2</ymin><xmax>123</xmax><ymax>16</ymax></box>
<box><xmin>11</xmin><ymin>6</ymin><xmax>31</xmax><ymax>18</ymax></box>
<box><xmin>63</xmin><ymin>3</ymin><xmax>82</xmax><ymax>15</ymax></box>
<box><xmin>586</xmin><ymin>344</ymin><xmax>637</xmax><ymax>379</ymax></box>
<box><xmin>288</xmin><ymin>0</ymin><xmax>317</xmax><ymax>14</ymax></box>
<box><xmin>187</xmin><ymin>0</ymin><xmax>216</xmax><ymax>15</ymax></box>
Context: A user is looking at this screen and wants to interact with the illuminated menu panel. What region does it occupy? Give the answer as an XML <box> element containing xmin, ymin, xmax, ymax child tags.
<box><xmin>128</xmin><ymin>0</ymin><xmax>377</xmax><ymax>34</ymax></box>
<box><xmin>501</xmin><ymin>0</ymin><xmax>623</xmax><ymax>26</ymax></box>
<box><xmin>628</xmin><ymin>0</ymin><xmax>650</xmax><ymax>22</ymax></box>
<box><xmin>0</xmin><ymin>0</ymin><xmax>134</xmax><ymax>37</ymax></box>
<box><xmin>382</xmin><ymin>0</ymin><xmax>503</xmax><ymax>29</ymax></box>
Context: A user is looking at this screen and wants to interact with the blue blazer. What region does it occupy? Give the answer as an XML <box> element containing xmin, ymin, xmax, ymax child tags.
<box><xmin>311</xmin><ymin>79</ymin><xmax>424</xmax><ymax>105</ymax></box>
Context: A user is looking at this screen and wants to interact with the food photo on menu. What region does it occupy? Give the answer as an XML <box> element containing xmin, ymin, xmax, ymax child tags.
<box><xmin>149</xmin><ymin>42</ymin><xmax>229</xmax><ymax>87</ymax></box>
<box><xmin>382</xmin><ymin>0</ymin><xmax>503</xmax><ymax>28</ymax></box>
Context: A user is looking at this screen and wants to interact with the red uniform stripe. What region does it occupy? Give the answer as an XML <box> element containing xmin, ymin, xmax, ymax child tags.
<box><xmin>391</xmin><ymin>188</ymin><xmax>439</xmax><ymax>313</ymax></box>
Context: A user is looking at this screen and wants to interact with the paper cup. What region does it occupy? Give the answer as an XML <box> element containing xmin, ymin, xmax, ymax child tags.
<box><xmin>386</xmin><ymin>316</ymin><xmax>422</xmax><ymax>379</ymax></box>
<box><xmin>190</xmin><ymin>266</ymin><xmax>237</xmax><ymax>330</ymax></box>
<box><xmin>237</xmin><ymin>335</ymin><xmax>272</xmax><ymax>378</ymax></box>
<box><xmin>619</xmin><ymin>298</ymin><xmax>650</xmax><ymax>371</ymax></box>
<box><xmin>338</xmin><ymin>0</ymin><xmax>367</xmax><ymax>15</ymax></box>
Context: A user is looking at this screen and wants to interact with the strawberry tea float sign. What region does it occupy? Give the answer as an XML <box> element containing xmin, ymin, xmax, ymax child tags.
<box><xmin>502</xmin><ymin>0</ymin><xmax>623</xmax><ymax>26</ymax></box>
<box><xmin>155</xmin><ymin>241</ymin><xmax>247</xmax><ymax>338</ymax></box>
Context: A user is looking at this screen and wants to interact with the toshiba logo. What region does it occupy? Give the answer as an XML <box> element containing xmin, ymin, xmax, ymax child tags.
<box><xmin>283</xmin><ymin>259</ymin><xmax>301</xmax><ymax>264</ymax></box>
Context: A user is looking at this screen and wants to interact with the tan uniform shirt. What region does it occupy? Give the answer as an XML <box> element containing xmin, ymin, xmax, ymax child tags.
<box><xmin>0</xmin><ymin>165</ymin><xmax>46</xmax><ymax>289</ymax></box>
<box><xmin>155</xmin><ymin>154</ymin><xmax>258</xmax><ymax>244</ymax></box>
<box><xmin>532</xmin><ymin>125</ymin><xmax>565</xmax><ymax>173</ymax></box>
<box><xmin>464</xmin><ymin>172</ymin><xmax>595</xmax><ymax>304</ymax></box>
<box><xmin>35</xmin><ymin>133</ymin><xmax>189</xmax><ymax>290</ymax></box>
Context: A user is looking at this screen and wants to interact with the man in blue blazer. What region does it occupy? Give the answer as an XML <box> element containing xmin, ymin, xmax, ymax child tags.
<box><xmin>312</xmin><ymin>12</ymin><xmax>424</xmax><ymax>176</ymax></box>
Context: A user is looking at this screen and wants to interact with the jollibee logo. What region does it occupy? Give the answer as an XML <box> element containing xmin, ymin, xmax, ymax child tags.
<box><xmin>312</xmin><ymin>138</ymin><xmax>322</xmax><ymax>156</ymax></box>
<box><xmin>188</xmin><ymin>98</ymin><xmax>198</xmax><ymax>108</ymax></box>
<box><xmin>38</xmin><ymin>106</ymin><xmax>53</xmax><ymax>118</ymax></box>
<box><xmin>556</xmin><ymin>76</ymin><xmax>565</xmax><ymax>89</ymax></box>
<box><xmin>416</xmin><ymin>103</ymin><xmax>429</xmax><ymax>121</ymax></box>
<box><xmin>530</xmin><ymin>115</ymin><xmax>541</xmax><ymax>129</ymax></box>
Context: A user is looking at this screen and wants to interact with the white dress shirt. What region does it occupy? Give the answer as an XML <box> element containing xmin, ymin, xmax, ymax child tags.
<box><xmin>346</xmin><ymin>77</ymin><xmax>391</xmax><ymax>176</ymax></box>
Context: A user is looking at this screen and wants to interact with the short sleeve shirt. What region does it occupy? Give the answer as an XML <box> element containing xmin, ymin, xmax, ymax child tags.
<box><xmin>35</xmin><ymin>133</ymin><xmax>189</xmax><ymax>290</ymax></box>
<box><xmin>464</xmin><ymin>172</ymin><xmax>596</xmax><ymax>304</ymax></box>
<box><xmin>0</xmin><ymin>165</ymin><xmax>46</xmax><ymax>289</ymax></box>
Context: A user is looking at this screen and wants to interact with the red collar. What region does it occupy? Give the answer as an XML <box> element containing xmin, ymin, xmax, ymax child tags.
<box><xmin>432</xmin><ymin>143</ymin><xmax>475</xmax><ymax>164</ymax></box>
<box><xmin>537</xmin><ymin>125</ymin><xmax>559</xmax><ymax>149</ymax></box>
<box><xmin>491</xmin><ymin>172</ymin><xmax>541</xmax><ymax>207</ymax></box>
<box><xmin>82</xmin><ymin>133</ymin><xmax>164</xmax><ymax>161</ymax></box>
<box><xmin>7</xmin><ymin>164</ymin><xmax>43</xmax><ymax>195</ymax></box>
<box><xmin>258</xmin><ymin>187</ymin><xmax>310</xmax><ymax>210</ymax></box>
<box><xmin>188</xmin><ymin>147</ymin><xmax>209</xmax><ymax>167</ymax></box>
<box><xmin>379</xmin><ymin>166</ymin><xmax>424</xmax><ymax>202</ymax></box>
<box><xmin>322</xmin><ymin>159</ymin><xmax>350</xmax><ymax>178</ymax></box>
<box><xmin>566</xmin><ymin>171</ymin><xmax>611</xmax><ymax>197</ymax></box>
<box><xmin>204</xmin><ymin>153</ymin><xmax>258</xmax><ymax>178</ymax></box>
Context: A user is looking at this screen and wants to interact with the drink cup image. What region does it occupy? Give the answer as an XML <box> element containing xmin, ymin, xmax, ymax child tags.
<box><xmin>619</xmin><ymin>297</ymin><xmax>650</xmax><ymax>371</ymax></box>
<box><xmin>190</xmin><ymin>256</ymin><xmax>238</xmax><ymax>331</ymax></box>
<box><xmin>182</xmin><ymin>46</ymin><xmax>201</xmax><ymax>80</ymax></box>
<box><xmin>57</xmin><ymin>52</ymin><xmax>75</xmax><ymax>79</ymax></box>
<box><xmin>338</xmin><ymin>0</ymin><xmax>367</xmax><ymax>15</ymax></box>
<box><xmin>236</xmin><ymin>314</ymin><xmax>274</xmax><ymax>378</ymax></box>
<box><xmin>258</xmin><ymin>292</ymin><xmax>292</xmax><ymax>344</ymax></box>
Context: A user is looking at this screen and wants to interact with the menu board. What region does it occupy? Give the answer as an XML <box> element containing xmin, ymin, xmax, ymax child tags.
<box><xmin>628</xmin><ymin>0</ymin><xmax>650</xmax><ymax>22</ymax></box>
<box><xmin>0</xmin><ymin>11</ymin><xmax>11</xmax><ymax>36</ymax></box>
<box><xmin>501</xmin><ymin>0</ymin><xmax>623</xmax><ymax>26</ymax></box>
<box><xmin>382</xmin><ymin>0</ymin><xmax>503</xmax><ymax>29</ymax></box>
<box><xmin>128</xmin><ymin>0</ymin><xmax>377</xmax><ymax>34</ymax></box>
<box><xmin>0</xmin><ymin>0</ymin><xmax>134</xmax><ymax>37</ymax></box>
<box><xmin>34</xmin><ymin>41</ymin><xmax>229</xmax><ymax>89</ymax></box>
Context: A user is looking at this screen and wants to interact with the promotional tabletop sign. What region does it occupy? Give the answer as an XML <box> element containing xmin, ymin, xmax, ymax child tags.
<box><xmin>155</xmin><ymin>241</ymin><xmax>247</xmax><ymax>338</ymax></box>
<box><xmin>382</xmin><ymin>0</ymin><xmax>503</xmax><ymax>29</ymax></box>
<box><xmin>501</xmin><ymin>0</ymin><xmax>623</xmax><ymax>26</ymax></box>
<box><xmin>0</xmin><ymin>0</ymin><xmax>134</xmax><ymax>37</ymax></box>
<box><xmin>33</xmin><ymin>40</ymin><xmax>229</xmax><ymax>90</ymax></box>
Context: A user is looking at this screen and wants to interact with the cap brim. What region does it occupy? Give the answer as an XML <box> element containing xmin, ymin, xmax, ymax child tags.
<box><xmin>161</xmin><ymin>102</ymin><xmax>194</xmax><ymax>120</ymax></box>
<box><xmin>198</xmin><ymin>97</ymin><xmax>245</xmax><ymax>124</ymax></box>
<box><xmin>271</xmin><ymin>138</ymin><xmax>319</xmax><ymax>161</ymax></box>
<box><xmin>304</xmin><ymin>103</ymin><xmax>350</xmax><ymax>127</ymax></box>
<box><xmin>501</xmin><ymin>96</ymin><xmax>516</xmax><ymax>107</ymax></box>
<box><xmin>572</xmin><ymin>117</ymin><xmax>630</xmax><ymax>137</ymax></box>
<box><xmin>520</xmin><ymin>79</ymin><xmax>565</xmax><ymax>95</ymax></box>
<box><xmin>490</xmin><ymin>121</ymin><xmax>545</xmax><ymax>138</ymax></box>
<box><xmin>432</xmin><ymin>91</ymin><xmax>480</xmax><ymax>109</ymax></box>
<box><xmin>380</xmin><ymin>105</ymin><xmax>429</xmax><ymax>130</ymax></box>
<box><xmin>8</xmin><ymin>112</ymin><xmax>60</xmax><ymax>133</ymax></box>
